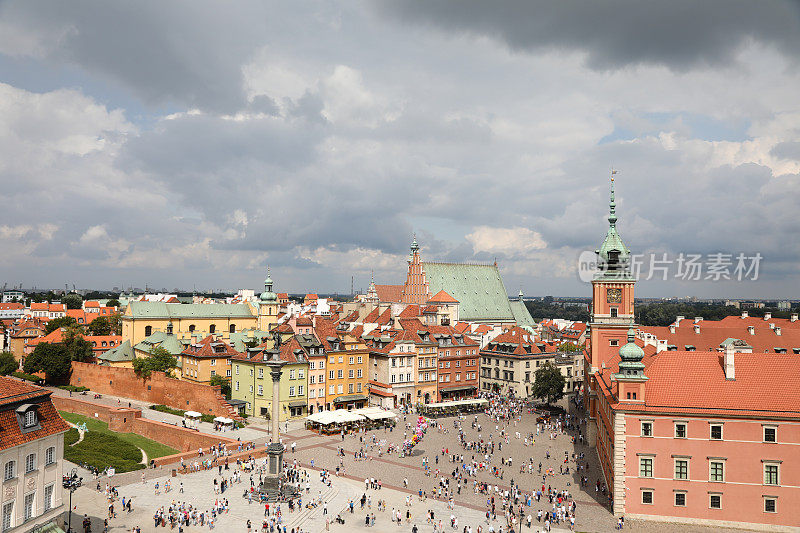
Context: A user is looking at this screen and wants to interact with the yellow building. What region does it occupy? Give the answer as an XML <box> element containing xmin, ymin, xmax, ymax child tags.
<box><xmin>230</xmin><ymin>335</ymin><xmax>311</xmax><ymax>421</ymax></box>
<box><xmin>121</xmin><ymin>270</ymin><xmax>281</xmax><ymax>345</ymax></box>
<box><xmin>315</xmin><ymin>319</ymin><xmax>369</xmax><ymax>410</ymax></box>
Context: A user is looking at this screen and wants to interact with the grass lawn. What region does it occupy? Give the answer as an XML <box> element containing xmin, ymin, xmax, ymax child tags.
<box><xmin>59</xmin><ymin>411</ymin><xmax>178</xmax><ymax>460</ymax></box>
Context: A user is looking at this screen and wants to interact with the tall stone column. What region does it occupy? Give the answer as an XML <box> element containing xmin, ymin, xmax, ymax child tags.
<box><xmin>270</xmin><ymin>366</ymin><xmax>282</xmax><ymax>442</ymax></box>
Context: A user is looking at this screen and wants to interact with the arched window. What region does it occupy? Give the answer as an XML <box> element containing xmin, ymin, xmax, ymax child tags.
<box><xmin>144</xmin><ymin>325</ymin><xmax>152</xmax><ymax>337</ymax></box>
<box><xmin>189</xmin><ymin>325</ymin><xmax>195</xmax><ymax>333</ymax></box>
<box><xmin>209</xmin><ymin>324</ymin><xmax>216</xmax><ymax>334</ymax></box>
<box><xmin>3</xmin><ymin>460</ymin><xmax>15</xmax><ymax>481</ymax></box>
<box><xmin>25</xmin><ymin>453</ymin><xmax>36</xmax><ymax>473</ymax></box>
<box><xmin>229</xmin><ymin>324</ymin><xmax>236</xmax><ymax>334</ymax></box>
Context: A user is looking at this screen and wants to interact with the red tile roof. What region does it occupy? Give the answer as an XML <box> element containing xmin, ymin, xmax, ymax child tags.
<box><xmin>0</xmin><ymin>377</ymin><xmax>70</xmax><ymax>451</ymax></box>
<box><xmin>181</xmin><ymin>335</ymin><xmax>241</xmax><ymax>359</ymax></box>
<box><xmin>0</xmin><ymin>303</ymin><xmax>23</xmax><ymax>310</ymax></box>
<box><xmin>398</xmin><ymin>305</ymin><xmax>421</xmax><ymax>318</ymax></box>
<box><xmin>598</xmin><ymin>349</ymin><xmax>800</xmax><ymax>419</ymax></box>
<box><xmin>428</xmin><ymin>290</ymin><xmax>458</xmax><ymax>303</ymax></box>
<box><xmin>375</xmin><ymin>284</ymin><xmax>404</xmax><ymax>302</ymax></box>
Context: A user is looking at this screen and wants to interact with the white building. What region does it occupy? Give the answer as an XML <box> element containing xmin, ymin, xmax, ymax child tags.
<box><xmin>0</xmin><ymin>377</ymin><xmax>70</xmax><ymax>532</ymax></box>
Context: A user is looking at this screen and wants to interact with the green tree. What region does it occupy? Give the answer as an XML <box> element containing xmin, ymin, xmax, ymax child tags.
<box><xmin>0</xmin><ymin>351</ymin><xmax>18</xmax><ymax>375</ymax></box>
<box><xmin>209</xmin><ymin>374</ymin><xmax>232</xmax><ymax>399</ymax></box>
<box><xmin>107</xmin><ymin>312</ymin><xmax>123</xmax><ymax>335</ymax></box>
<box><xmin>133</xmin><ymin>346</ymin><xmax>178</xmax><ymax>378</ymax></box>
<box><xmin>106</xmin><ymin>299</ymin><xmax>121</xmax><ymax>308</ymax></box>
<box><xmin>62</xmin><ymin>293</ymin><xmax>83</xmax><ymax>310</ymax></box>
<box><xmin>558</xmin><ymin>342</ymin><xmax>578</xmax><ymax>352</ymax></box>
<box><xmin>62</xmin><ymin>324</ymin><xmax>92</xmax><ymax>362</ymax></box>
<box><xmin>531</xmin><ymin>361</ymin><xmax>566</xmax><ymax>405</ymax></box>
<box><xmin>45</xmin><ymin>316</ymin><xmax>79</xmax><ymax>335</ymax></box>
<box><xmin>24</xmin><ymin>343</ymin><xmax>71</xmax><ymax>384</ymax></box>
<box><xmin>87</xmin><ymin>316</ymin><xmax>112</xmax><ymax>336</ymax></box>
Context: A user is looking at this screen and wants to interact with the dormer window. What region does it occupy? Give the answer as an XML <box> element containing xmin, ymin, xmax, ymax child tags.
<box><xmin>16</xmin><ymin>404</ymin><xmax>40</xmax><ymax>433</ymax></box>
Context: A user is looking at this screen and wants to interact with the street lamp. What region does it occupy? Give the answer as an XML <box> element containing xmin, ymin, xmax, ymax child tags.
<box><xmin>62</xmin><ymin>473</ymin><xmax>81</xmax><ymax>533</ymax></box>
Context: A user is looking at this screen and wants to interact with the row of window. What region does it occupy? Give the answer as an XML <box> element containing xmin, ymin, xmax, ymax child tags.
<box><xmin>641</xmin><ymin>421</ymin><xmax>778</xmax><ymax>443</ymax></box>
<box><xmin>438</xmin><ymin>359</ymin><xmax>476</xmax><ymax>369</ymax></box>
<box><xmin>144</xmin><ymin>323</ymin><xmax>238</xmax><ymax>337</ymax></box>
<box><xmin>1</xmin><ymin>484</ymin><xmax>54</xmax><ymax>529</ymax></box>
<box><xmin>3</xmin><ymin>448</ymin><xmax>56</xmax><ymax>481</ymax></box>
<box><xmin>639</xmin><ymin>490</ymin><xmax>777</xmax><ymax>513</ymax></box>
<box><xmin>439</xmin><ymin>372</ymin><xmax>476</xmax><ymax>383</ymax></box>
<box><xmin>638</xmin><ymin>456</ymin><xmax>781</xmax><ymax>485</ymax></box>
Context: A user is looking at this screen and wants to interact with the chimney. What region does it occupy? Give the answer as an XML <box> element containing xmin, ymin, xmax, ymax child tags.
<box><xmin>741</xmin><ymin>311</ymin><xmax>748</xmax><ymax>318</ymax></box>
<box><xmin>792</xmin><ymin>313</ymin><xmax>798</xmax><ymax>322</ymax></box>
<box><xmin>776</xmin><ymin>327</ymin><xmax>782</xmax><ymax>336</ymax></box>
<box><xmin>694</xmin><ymin>325</ymin><xmax>700</xmax><ymax>334</ymax></box>
<box><xmin>676</xmin><ymin>316</ymin><xmax>685</xmax><ymax>324</ymax></box>
<box><xmin>724</xmin><ymin>345</ymin><xmax>735</xmax><ymax>380</ymax></box>
<box><xmin>764</xmin><ymin>312</ymin><xmax>772</xmax><ymax>320</ymax></box>
<box><xmin>669</xmin><ymin>325</ymin><xmax>676</xmax><ymax>334</ymax></box>
<box><xmin>748</xmin><ymin>325</ymin><xmax>755</xmax><ymax>335</ymax></box>
<box><xmin>769</xmin><ymin>323</ymin><xmax>775</xmax><ymax>330</ymax></box>
<box><xmin>694</xmin><ymin>317</ymin><xmax>703</xmax><ymax>323</ymax></box>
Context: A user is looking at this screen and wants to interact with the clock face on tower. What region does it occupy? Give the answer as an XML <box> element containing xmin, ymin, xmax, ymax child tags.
<box><xmin>606</xmin><ymin>288</ymin><xmax>622</xmax><ymax>304</ymax></box>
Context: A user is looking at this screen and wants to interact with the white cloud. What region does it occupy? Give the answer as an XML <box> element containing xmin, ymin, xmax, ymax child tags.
<box><xmin>466</xmin><ymin>227</ymin><xmax>547</xmax><ymax>257</ymax></box>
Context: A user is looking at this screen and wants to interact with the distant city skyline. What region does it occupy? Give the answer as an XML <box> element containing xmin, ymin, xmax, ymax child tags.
<box><xmin>1</xmin><ymin>2</ymin><xmax>798</xmax><ymax>299</ymax></box>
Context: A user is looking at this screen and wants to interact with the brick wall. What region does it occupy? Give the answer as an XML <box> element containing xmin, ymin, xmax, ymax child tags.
<box><xmin>69</xmin><ymin>362</ymin><xmax>240</xmax><ymax>420</ymax></box>
<box><xmin>53</xmin><ymin>396</ymin><xmax>241</xmax><ymax>453</ymax></box>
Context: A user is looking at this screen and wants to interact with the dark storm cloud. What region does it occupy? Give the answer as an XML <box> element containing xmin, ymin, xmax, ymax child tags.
<box><xmin>0</xmin><ymin>0</ymin><xmax>273</xmax><ymax>111</ymax></box>
<box><xmin>376</xmin><ymin>0</ymin><xmax>800</xmax><ymax>70</ymax></box>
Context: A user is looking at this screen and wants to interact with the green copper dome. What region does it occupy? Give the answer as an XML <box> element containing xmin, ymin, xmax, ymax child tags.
<box><xmin>260</xmin><ymin>268</ymin><xmax>277</xmax><ymax>302</ymax></box>
<box><xmin>617</xmin><ymin>328</ymin><xmax>646</xmax><ymax>377</ymax></box>
<box><xmin>595</xmin><ymin>179</ymin><xmax>631</xmax><ymax>271</ymax></box>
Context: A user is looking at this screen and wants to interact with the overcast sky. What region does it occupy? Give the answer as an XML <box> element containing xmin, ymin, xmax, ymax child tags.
<box><xmin>1</xmin><ymin>1</ymin><xmax>799</xmax><ymax>298</ymax></box>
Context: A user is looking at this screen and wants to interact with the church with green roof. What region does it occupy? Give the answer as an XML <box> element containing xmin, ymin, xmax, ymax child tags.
<box><xmin>394</xmin><ymin>238</ymin><xmax>536</xmax><ymax>326</ymax></box>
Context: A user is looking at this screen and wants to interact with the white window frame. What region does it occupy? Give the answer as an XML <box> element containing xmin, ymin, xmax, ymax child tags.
<box><xmin>709</xmin><ymin>459</ymin><xmax>725</xmax><ymax>482</ymax></box>
<box><xmin>641</xmin><ymin>420</ymin><xmax>653</xmax><ymax>437</ymax></box>
<box><xmin>639</xmin><ymin>456</ymin><xmax>654</xmax><ymax>478</ymax></box>
<box><xmin>674</xmin><ymin>458</ymin><xmax>689</xmax><ymax>480</ymax></box>
<box><xmin>674</xmin><ymin>491</ymin><xmax>687</xmax><ymax>507</ymax></box>
<box><xmin>674</xmin><ymin>421</ymin><xmax>687</xmax><ymax>439</ymax></box>
<box><xmin>4</xmin><ymin>461</ymin><xmax>15</xmax><ymax>481</ymax></box>
<box><xmin>25</xmin><ymin>454</ymin><xmax>36</xmax><ymax>474</ymax></box>
<box><xmin>45</xmin><ymin>447</ymin><xmax>55</xmax><ymax>466</ymax></box>
<box><xmin>763</xmin><ymin>462</ymin><xmax>780</xmax><ymax>486</ymax></box>
<box><xmin>641</xmin><ymin>489</ymin><xmax>653</xmax><ymax>505</ymax></box>
<box><xmin>763</xmin><ymin>496</ymin><xmax>777</xmax><ymax>513</ymax></box>
<box><xmin>710</xmin><ymin>423</ymin><xmax>723</xmax><ymax>441</ymax></box>
<box><xmin>709</xmin><ymin>493</ymin><xmax>721</xmax><ymax>509</ymax></box>
<box><xmin>763</xmin><ymin>425</ymin><xmax>777</xmax><ymax>443</ymax></box>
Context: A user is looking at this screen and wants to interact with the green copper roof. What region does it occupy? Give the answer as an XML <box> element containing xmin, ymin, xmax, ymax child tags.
<box><xmin>617</xmin><ymin>328</ymin><xmax>646</xmax><ymax>376</ymax></box>
<box><xmin>98</xmin><ymin>340</ymin><xmax>134</xmax><ymax>362</ymax></box>
<box><xmin>509</xmin><ymin>299</ymin><xmax>537</xmax><ymax>328</ymax></box>
<box><xmin>133</xmin><ymin>331</ymin><xmax>187</xmax><ymax>355</ymax></box>
<box><xmin>228</xmin><ymin>329</ymin><xmax>272</xmax><ymax>352</ymax></box>
<box><xmin>422</xmin><ymin>262</ymin><xmax>514</xmax><ymax>322</ymax></box>
<box><xmin>127</xmin><ymin>302</ymin><xmax>254</xmax><ymax>319</ymax></box>
<box><xmin>595</xmin><ymin>179</ymin><xmax>631</xmax><ymax>274</ymax></box>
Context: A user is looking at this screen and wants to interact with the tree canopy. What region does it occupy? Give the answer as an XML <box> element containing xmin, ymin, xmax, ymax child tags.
<box><xmin>106</xmin><ymin>299</ymin><xmax>121</xmax><ymax>308</ymax></box>
<box><xmin>87</xmin><ymin>316</ymin><xmax>112</xmax><ymax>336</ymax></box>
<box><xmin>45</xmin><ymin>316</ymin><xmax>78</xmax><ymax>335</ymax></box>
<box><xmin>531</xmin><ymin>361</ymin><xmax>566</xmax><ymax>405</ymax></box>
<box><xmin>132</xmin><ymin>346</ymin><xmax>178</xmax><ymax>378</ymax></box>
<box><xmin>557</xmin><ymin>342</ymin><xmax>578</xmax><ymax>352</ymax></box>
<box><xmin>0</xmin><ymin>352</ymin><xmax>18</xmax><ymax>375</ymax></box>
<box><xmin>62</xmin><ymin>293</ymin><xmax>83</xmax><ymax>310</ymax></box>
<box><xmin>24</xmin><ymin>343</ymin><xmax>72</xmax><ymax>383</ymax></box>
<box><xmin>209</xmin><ymin>374</ymin><xmax>231</xmax><ymax>399</ymax></box>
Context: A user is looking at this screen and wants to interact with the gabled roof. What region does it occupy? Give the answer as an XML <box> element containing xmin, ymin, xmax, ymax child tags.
<box><xmin>422</xmin><ymin>262</ymin><xmax>514</xmax><ymax>322</ymax></box>
<box><xmin>181</xmin><ymin>335</ymin><xmax>241</xmax><ymax>359</ymax></box>
<box><xmin>427</xmin><ymin>290</ymin><xmax>458</xmax><ymax>303</ymax></box>
<box><xmin>375</xmin><ymin>284</ymin><xmax>404</xmax><ymax>303</ymax></box>
<box><xmin>98</xmin><ymin>340</ymin><xmax>135</xmax><ymax>363</ymax></box>
<box><xmin>398</xmin><ymin>305</ymin><xmax>421</xmax><ymax>318</ymax></box>
<box><xmin>133</xmin><ymin>331</ymin><xmax>187</xmax><ymax>355</ymax></box>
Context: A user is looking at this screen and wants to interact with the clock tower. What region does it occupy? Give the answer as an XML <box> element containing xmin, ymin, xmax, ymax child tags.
<box><xmin>584</xmin><ymin>176</ymin><xmax>637</xmax><ymax>445</ymax></box>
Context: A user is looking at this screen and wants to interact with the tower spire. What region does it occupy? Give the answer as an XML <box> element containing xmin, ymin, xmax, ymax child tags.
<box><xmin>609</xmin><ymin>169</ymin><xmax>618</xmax><ymax>228</ymax></box>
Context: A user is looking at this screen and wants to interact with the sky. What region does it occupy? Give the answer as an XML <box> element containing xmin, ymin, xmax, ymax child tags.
<box><xmin>0</xmin><ymin>1</ymin><xmax>799</xmax><ymax>298</ymax></box>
